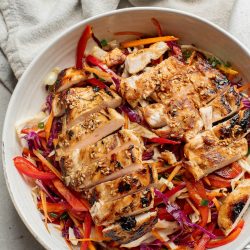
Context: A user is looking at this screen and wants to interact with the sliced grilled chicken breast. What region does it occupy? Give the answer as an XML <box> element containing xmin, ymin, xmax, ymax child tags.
<box><xmin>103</xmin><ymin>211</ymin><xmax>158</xmax><ymax>244</ymax></box>
<box><xmin>91</xmin><ymin>46</ymin><xmax>126</xmax><ymax>67</ymax></box>
<box><xmin>218</xmin><ymin>180</ymin><xmax>250</xmax><ymax>235</ymax></box>
<box><xmin>55</xmin><ymin>67</ymin><xmax>87</xmax><ymax>92</ymax></box>
<box><xmin>90</xmin><ymin>187</ymin><xmax>155</xmax><ymax>226</ymax></box>
<box><xmin>121</xmin><ymin>56</ymin><xmax>184</xmax><ymax>108</ymax></box>
<box><xmin>144</xmin><ymin>98</ymin><xmax>203</xmax><ymax>141</ymax></box>
<box><xmin>185</xmin><ymin>109</ymin><xmax>250</xmax><ymax>179</ymax></box>
<box><xmin>86</xmin><ymin>164</ymin><xmax>158</xmax><ymax>204</ymax></box>
<box><xmin>212</xmin><ymin>109</ymin><xmax>250</xmax><ymax>140</ymax></box>
<box><xmin>203</xmin><ymin>86</ymin><xmax>241</xmax><ymax>123</ymax></box>
<box><xmin>184</xmin><ymin>133</ymin><xmax>248</xmax><ymax>180</ymax></box>
<box><xmin>57</xmin><ymin>108</ymin><xmax>124</xmax><ymax>154</ymax></box>
<box><xmin>62</xmin><ymin>146</ymin><xmax>143</xmax><ymax>190</ymax></box>
<box><xmin>65</xmin><ymin>87</ymin><xmax>122</xmax><ymax>128</ymax></box>
<box><xmin>125</xmin><ymin>42</ymin><xmax>168</xmax><ymax>74</ymax></box>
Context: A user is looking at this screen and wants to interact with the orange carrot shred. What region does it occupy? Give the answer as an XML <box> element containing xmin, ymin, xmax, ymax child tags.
<box><xmin>121</xmin><ymin>36</ymin><xmax>178</xmax><ymax>48</ymax></box>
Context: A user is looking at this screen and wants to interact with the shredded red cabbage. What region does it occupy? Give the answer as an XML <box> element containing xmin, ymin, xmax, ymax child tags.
<box><xmin>112</xmin><ymin>77</ymin><xmax>120</xmax><ymax>92</ymax></box>
<box><xmin>73</xmin><ymin>225</ymin><xmax>83</xmax><ymax>239</ymax></box>
<box><xmin>142</xmin><ymin>150</ymin><xmax>154</xmax><ymax>161</ymax></box>
<box><xmin>47</xmin><ymin>118</ymin><xmax>62</xmax><ymax>148</ymax></box>
<box><xmin>242</xmin><ymin>98</ymin><xmax>250</xmax><ymax>108</ymax></box>
<box><xmin>120</xmin><ymin>104</ymin><xmax>142</xmax><ymax>123</ymax></box>
<box><xmin>35</xmin><ymin>180</ymin><xmax>60</xmax><ymax>203</ymax></box>
<box><xmin>23</xmin><ymin>131</ymin><xmax>42</xmax><ymax>151</ymax></box>
<box><xmin>154</xmin><ymin>189</ymin><xmax>216</xmax><ymax>240</ymax></box>
<box><xmin>62</xmin><ymin>218</ymin><xmax>72</xmax><ymax>239</ymax></box>
<box><xmin>46</xmin><ymin>93</ymin><xmax>53</xmax><ymax>113</ymax></box>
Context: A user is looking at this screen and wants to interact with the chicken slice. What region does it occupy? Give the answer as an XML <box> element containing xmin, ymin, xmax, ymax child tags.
<box><xmin>62</xmin><ymin>146</ymin><xmax>143</xmax><ymax>190</ymax></box>
<box><xmin>55</xmin><ymin>67</ymin><xmax>87</xmax><ymax>92</ymax></box>
<box><xmin>184</xmin><ymin>132</ymin><xmax>248</xmax><ymax>180</ymax></box>
<box><xmin>212</xmin><ymin>109</ymin><xmax>250</xmax><ymax>140</ymax></box>
<box><xmin>218</xmin><ymin>179</ymin><xmax>250</xmax><ymax>235</ymax></box>
<box><xmin>56</xmin><ymin>108</ymin><xmax>124</xmax><ymax>154</ymax></box>
<box><xmin>90</xmin><ymin>187</ymin><xmax>154</xmax><ymax>226</ymax></box>
<box><xmin>103</xmin><ymin>211</ymin><xmax>158</xmax><ymax>244</ymax></box>
<box><xmin>125</xmin><ymin>42</ymin><xmax>168</xmax><ymax>74</ymax></box>
<box><xmin>144</xmin><ymin>98</ymin><xmax>203</xmax><ymax>141</ymax></box>
<box><xmin>86</xmin><ymin>164</ymin><xmax>158</xmax><ymax>204</ymax></box>
<box><xmin>91</xmin><ymin>46</ymin><xmax>126</xmax><ymax>67</ymax></box>
<box><xmin>187</xmin><ymin>56</ymin><xmax>230</xmax><ymax>105</ymax></box>
<box><xmin>64</xmin><ymin>87</ymin><xmax>122</xmax><ymax>128</ymax></box>
<box><xmin>121</xmin><ymin>56</ymin><xmax>185</xmax><ymax>108</ymax></box>
<box><xmin>52</xmin><ymin>93</ymin><xmax>65</xmax><ymax>117</ymax></box>
<box><xmin>202</xmin><ymin>86</ymin><xmax>241</xmax><ymax>124</ymax></box>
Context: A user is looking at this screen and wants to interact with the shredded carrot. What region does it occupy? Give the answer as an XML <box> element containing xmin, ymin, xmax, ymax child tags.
<box><xmin>70</xmin><ymin>238</ymin><xmax>102</xmax><ymax>242</ymax></box>
<box><xmin>207</xmin><ymin>192</ymin><xmax>225</xmax><ymax>199</ymax></box>
<box><xmin>212</xmin><ymin>197</ymin><xmax>221</xmax><ymax>211</ymax></box>
<box><xmin>121</xmin><ymin>36</ymin><xmax>178</xmax><ymax>48</ymax></box>
<box><xmin>68</xmin><ymin>212</ymin><xmax>84</xmax><ymax>235</ymax></box>
<box><xmin>83</xmin><ymin>65</ymin><xmax>112</xmax><ymax>80</ymax></box>
<box><xmin>65</xmin><ymin>240</ymin><xmax>74</xmax><ymax>250</ymax></box>
<box><xmin>41</xmin><ymin>138</ymin><xmax>48</xmax><ymax>151</ymax></box>
<box><xmin>88</xmin><ymin>242</ymin><xmax>96</xmax><ymax>250</ymax></box>
<box><xmin>114</xmin><ymin>31</ymin><xmax>145</xmax><ymax>37</ymax></box>
<box><xmin>45</xmin><ymin>111</ymin><xmax>54</xmax><ymax>141</ymax></box>
<box><xmin>151</xmin><ymin>229</ymin><xmax>164</xmax><ymax>241</ymax></box>
<box><xmin>40</xmin><ymin>189</ymin><xmax>50</xmax><ymax>232</ymax></box>
<box><xmin>186</xmin><ymin>198</ymin><xmax>200</xmax><ymax>215</ymax></box>
<box><xmin>238</xmin><ymin>83</ymin><xmax>250</xmax><ymax>92</ymax></box>
<box><xmin>167</xmin><ymin>164</ymin><xmax>182</xmax><ymax>182</ymax></box>
<box><xmin>53</xmin><ymin>138</ymin><xmax>58</xmax><ymax>148</ymax></box>
<box><xmin>33</xmin><ymin>150</ymin><xmax>62</xmax><ymax>180</ymax></box>
<box><xmin>38</xmin><ymin>130</ymin><xmax>46</xmax><ymax>138</ymax></box>
<box><xmin>204</xmin><ymin>176</ymin><xmax>211</xmax><ymax>186</ymax></box>
<box><xmin>217</xmin><ymin>64</ymin><xmax>238</xmax><ymax>75</ymax></box>
<box><xmin>151</xmin><ymin>161</ymin><xmax>165</xmax><ymax>173</ymax></box>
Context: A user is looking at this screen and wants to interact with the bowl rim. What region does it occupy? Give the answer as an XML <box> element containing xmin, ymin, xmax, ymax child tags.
<box><xmin>2</xmin><ymin>6</ymin><xmax>250</xmax><ymax>250</ymax></box>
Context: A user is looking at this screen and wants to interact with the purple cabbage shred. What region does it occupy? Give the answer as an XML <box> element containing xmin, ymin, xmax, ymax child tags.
<box><xmin>142</xmin><ymin>150</ymin><xmax>154</xmax><ymax>161</ymax></box>
<box><xmin>73</xmin><ymin>225</ymin><xmax>83</xmax><ymax>239</ymax></box>
<box><xmin>120</xmin><ymin>104</ymin><xmax>142</xmax><ymax>123</ymax></box>
<box><xmin>46</xmin><ymin>93</ymin><xmax>53</xmax><ymax>113</ymax></box>
<box><xmin>47</xmin><ymin>118</ymin><xmax>62</xmax><ymax>149</ymax></box>
<box><xmin>23</xmin><ymin>131</ymin><xmax>42</xmax><ymax>151</ymax></box>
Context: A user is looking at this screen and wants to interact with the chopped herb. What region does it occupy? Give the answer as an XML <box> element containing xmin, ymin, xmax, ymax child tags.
<box><xmin>93</xmin><ymin>73</ymin><xmax>105</xmax><ymax>82</ymax></box>
<box><xmin>183</xmin><ymin>50</ymin><xmax>192</xmax><ymax>60</ymax></box>
<box><xmin>48</xmin><ymin>84</ymin><xmax>55</xmax><ymax>93</ymax></box>
<box><xmin>93</xmin><ymin>86</ymin><xmax>100</xmax><ymax>92</ymax></box>
<box><xmin>60</xmin><ymin>212</ymin><xmax>68</xmax><ymax>220</ymax></box>
<box><xmin>38</xmin><ymin>122</ymin><xmax>44</xmax><ymax>129</ymax></box>
<box><xmin>208</xmin><ymin>57</ymin><xmax>221</xmax><ymax>68</ymax></box>
<box><xmin>49</xmin><ymin>212</ymin><xmax>58</xmax><ymax>218</ymax></box>
<box><xmin>200</xmin><ymin>199</ymin><xmax>209</xmax><ymax>207</ymax></box>
<box><xmin>100</xmin><ymin>39</ymin><xmax>108</xmax><ymax>47</ymax></box>
<box><xmin>224</xmin><ymin>61</ymin><xmax>231</xmax><ymax>67</ymax></box>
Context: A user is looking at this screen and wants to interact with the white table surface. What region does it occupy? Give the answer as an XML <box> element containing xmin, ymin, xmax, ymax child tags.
<box><xmin>0</xmin><ymin>0</ymin><xmax>250</xmax><ymax>249</ymax></box>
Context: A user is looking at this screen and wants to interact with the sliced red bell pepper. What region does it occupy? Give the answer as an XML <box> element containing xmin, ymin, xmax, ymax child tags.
<box><xmin>80</xmin><ymin>212</ymin><xmax>92</xmax><ymax>250</ymax></box>
<box><xmin>87</xmin><ymin>78</ymin><xmax>107</xmax><ymax>89</ymax></box>
<box><xmin>206</xmin><ymin>220</ymin><xmax>244</xmax><ymax>248</ymax></box>
<box><xmin>157</xmin><ymin>207</ymin><xmax>175</xmax><ymax>221</ymax></box>
<box><xmin>53</xmin><ymin>179</ymin><xmax>88</xmax><ymax>212</ymax></box>
<box><xmin>215</xmin><ymin>162</ymin><xmax>242</xmax><ymax>179</ymax></box>
<box><xmin>207</xmin><ymin>174</ymin><xmax>231</xmax><ymax>188</ymax></box>
<box><xmin>85</xmin><ymin>55</ymin><xmax>118</xmax><ymax>78</ymax></box>
<box><xmin>185</xmin><ymin>179</ymin><xmax>202</xmax><ymax>206</ymax></box>
<box><xmin>148</xmin><ymin>137</ymin><xmax>181</xmax><ymax>145</ymax></box>
<box><xmin>14</xmin><ymin>156</ymin><xmax>56</xmax><ymax>180</ymax></box>
<box><xmin>76</xmin><ymin>25</ymin><xmax>93</xmax><ymax>69</ymax></box>
<box><xmin>37</xmin><ymin>201</ymin><xmax>71</xmax><ymax>213</ymax></box>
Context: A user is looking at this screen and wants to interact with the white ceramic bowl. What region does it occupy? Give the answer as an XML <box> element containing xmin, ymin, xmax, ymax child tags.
<box><xmin>2</xmin><ymin>7</ymin><xmax>250</xmax><ymax>250</ymax></box>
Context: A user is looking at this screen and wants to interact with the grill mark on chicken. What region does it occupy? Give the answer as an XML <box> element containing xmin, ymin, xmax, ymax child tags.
<box><xmin>55</xmin><ymin>67</ymin><xmax>87</xmax><ymax>92</ymax></box>
<box><xmin>103</xmin><ymin>212</ymin><xmax>158</xmax><ymax>244</ymax></box>
<box><xmin>90</xmin><ymin>187</ymin><xmax>154</xmax><ymax>226</ymax></box>
<box><xmin>218</xmin><ymin>180</ymin><xmax>250</xmax><ymax>235</ymax></box>
<box><xmin>184</xmin><ymin>110</ymin><xmax>249</xmax><ymax>180</ymax></box>
<box><xmin>85</xmin><ymin>164</ymin><xmax>157</xmax><ymax>204</ymax></box>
